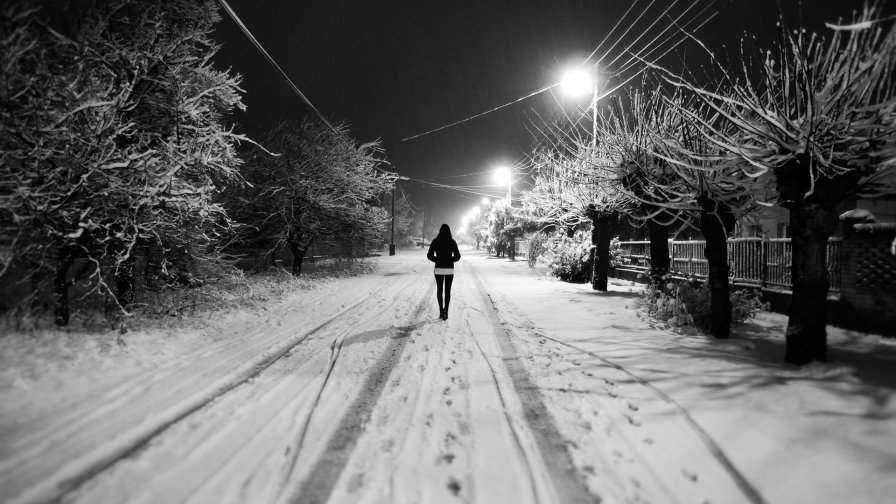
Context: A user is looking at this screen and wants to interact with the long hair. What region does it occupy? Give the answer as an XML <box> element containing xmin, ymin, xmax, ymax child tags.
<box><xmin>437</xmin><ymin>223</ymin><xmax>452</xmax><ymax>241</ymax></box>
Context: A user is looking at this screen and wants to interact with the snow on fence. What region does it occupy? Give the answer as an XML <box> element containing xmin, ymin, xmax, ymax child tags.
<box><xmin>616</xmin><ymin>237</ymin><xmax>843</xmax><ymax>293</ymax></box>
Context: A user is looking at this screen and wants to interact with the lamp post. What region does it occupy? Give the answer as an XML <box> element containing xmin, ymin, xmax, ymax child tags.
<box><xmin>561</xmin><ymin>68</ymin><xmax>598</xmax><ymax>148</ymax></box>
<box><xmin>494</xmin><ymin>167</ymin><xmax>512</xmax><ymax>202</ymax></box>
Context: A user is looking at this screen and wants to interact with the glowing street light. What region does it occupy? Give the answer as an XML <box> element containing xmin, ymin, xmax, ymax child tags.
<box><xmin>482</xmin><ymin>197</ymin><xmax>491</xmax><ymax>206</ymax></box>
<box><xmin>562</xmin><ymin>67</ymin><xmax>599</xmax><ymax>147</ymax></box>
<box><xmin>560</xmin><ymin>69</ymin><xmax>593</xmax><ymax>97</ymax></box>
<box><xmin>494</xmin><ymin>167</ymin><xmax>512</xmax><ymax>201</ymax></box>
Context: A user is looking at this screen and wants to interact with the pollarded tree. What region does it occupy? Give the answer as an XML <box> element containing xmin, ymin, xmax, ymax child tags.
<box><xmin>227</xmin><ymin>119</ymin><xmax>395</xmax><ymax>275</ymax></box>
<box><xmin>522</xmin><ymin>116</ymin><xmax>633</xmax><ymax>290</ymax></box>
<box><xmin>0</xmin><ymin>1</ymin><xmax>249</xmax><ymax>324</ymax></box>
<box><xmin>646</xmin><ymin>90</ymin><xmax>771</xmax><ymax>338</ymax></box>
<box><xmin>663</xmin><ymin>6</ymin><xmax>896</xmax><ymax>362</ymax></box>
<box><xmin>597</xmin><ymin>89</ymin><xmax>696</xmax><ymax>285</ymax></box>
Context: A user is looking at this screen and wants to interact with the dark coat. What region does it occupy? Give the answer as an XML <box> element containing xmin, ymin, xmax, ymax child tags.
<box><xmin>427</xmin><ymin>236</ymin><xmax>461</xmax><ymax>269</ymax></box>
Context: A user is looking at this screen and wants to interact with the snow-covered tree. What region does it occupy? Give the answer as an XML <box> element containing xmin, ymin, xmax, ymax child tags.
<box><xmin>226</xmin><ymin>120</ymin><xmax>395</xmax><ymax>275</ymax></box>
<box><xmin>0</xmin><ymin>1</ymin><xmax>249</xmax><ymax>325</ymax></box>
<box><xmin>663</xmin><ymin>6</ymin><xmax>896</xmax><ymax>362</ymax></box>
<box><xmin>596</xmin><ymin>89</ymin><xmax>695</xmax><ymax>285</ymax></box>
<box><xmin>485</xmin><ymin>199</ymin><xmax>515</xmax><ymax>257</ymax></box>
<box><xmin>522</xmin><ymin>116</ymin><xmax>633</xmax><ymax>290</ymax></box>
<box><xmin>645</xmin><ymin>90</ymin><xmax>771</xmax><ymax>338</ymax></box>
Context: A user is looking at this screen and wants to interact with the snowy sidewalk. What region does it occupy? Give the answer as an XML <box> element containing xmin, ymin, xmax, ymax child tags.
<box><xmin>472</xmin><ymin>250</ymin><xmax>896</xmax><ymax>504</ymax></box>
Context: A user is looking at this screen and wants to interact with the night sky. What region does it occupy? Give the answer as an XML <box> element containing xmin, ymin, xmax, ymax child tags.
<box><xmin>126</xmin><ymin>1</ymin><xmax>896</xmax><ymax>230</ymax></box>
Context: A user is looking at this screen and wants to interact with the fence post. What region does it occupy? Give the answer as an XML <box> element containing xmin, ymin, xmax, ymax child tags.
<box><xmin>760</xmin><ymin>237</ymin><xmax>768</xmax><ymax>287</ymax></box>
<box><xmin>669</xmin><ymin>239</ymin><xmax>675</xmax><ymax>275</ymax></box>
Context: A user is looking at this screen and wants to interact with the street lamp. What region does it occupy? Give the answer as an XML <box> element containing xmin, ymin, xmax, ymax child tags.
<box><xmin>561</xmin><ymin>67</ymin><xmax>598</xmax><ymax>148</ymax></box>
<box><xmin>494</xmin><ymin>167</ymin><xmax>512</xmax><ymax>201</ymax></box>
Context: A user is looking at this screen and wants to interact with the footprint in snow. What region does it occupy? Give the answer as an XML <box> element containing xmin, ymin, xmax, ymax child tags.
<box><xmin>682</xmin><ymin>468</ymin><xmax>699</xmax><ymax>482</ymax></box>
<box><xmin>346</xmin><ymin>472</ymin><xmax>364</xmax><ymax>493</ymax></box>
<box><xmin>625</xmin><ymin>414</ymin><xmax>642</xmax><ymax>427</ymax></box>
<box><xmin>447</xmin><ymin>478</ymin><xmax>462</xmax><ymax>496</ymax></box>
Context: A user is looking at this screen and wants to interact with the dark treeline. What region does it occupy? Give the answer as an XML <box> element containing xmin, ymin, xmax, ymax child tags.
<box><xmin>0</xmin><ymin>1</ymin><xmax>396</xmax><ymax>326</ymax></box>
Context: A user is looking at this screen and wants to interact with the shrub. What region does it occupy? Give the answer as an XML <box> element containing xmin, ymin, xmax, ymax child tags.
<box><xmin>636</xmin><ymin>274</ymin><xmax>767</xmax><ymax>330</ymax></box>
<box><xmin>541</xmin><ymin>231</ymin><xmax>591</xmax><ymax>283</ymax></box>
<box><xmin>609</xmin><ymin>236</ymin><xmax>627</xmax><ymax>268</ymax></box>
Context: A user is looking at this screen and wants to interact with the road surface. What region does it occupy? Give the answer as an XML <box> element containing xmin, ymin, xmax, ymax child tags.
<box><xmin>1</xmin><ymin>250</ymin><xmax>766</xmax><ymax>504</ymax></box>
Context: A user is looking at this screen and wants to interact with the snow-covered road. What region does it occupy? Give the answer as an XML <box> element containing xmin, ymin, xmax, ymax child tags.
<box><xmin>2</xmin><ymin>249</ymin><xmax>894</xmax><ymax>504</ymax></box>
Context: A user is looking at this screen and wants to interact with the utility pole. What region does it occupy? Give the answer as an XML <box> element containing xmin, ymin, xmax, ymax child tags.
<box><xmin>421</xmin><ymin>207</ymin><xmax>425</xmax><ymax>247</ymax></box>
<box><xmin>389</xmin><ymin>184</ymin><xmax>396</xmax><ymax>256</ymax></box>
<box><xmin>592</xmin><ymin>77</ymin><xmax>598</xmax><ymax>149</ymax></box>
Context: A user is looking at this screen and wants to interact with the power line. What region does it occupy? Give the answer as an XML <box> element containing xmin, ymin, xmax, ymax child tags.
<box><xmin>216</xmin><ymin>0</ymin><xmax>337</xmax><ymax>134</ymax></box>
<box><xmin>400</xmin><ymin>0</ymin><xmax>717</xmax><ymax>142</ymax></box>
<box><xmin>401</xmin><ymin>82</ymin><xmax>560</xmax><ymax>142</ymax></box>
<box><xmin>400</xmin><ymin>0</ymin><xmax>651</xmax><ymax>142</ymax></box>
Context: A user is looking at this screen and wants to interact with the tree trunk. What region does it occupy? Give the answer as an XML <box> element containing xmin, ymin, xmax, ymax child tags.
<box><xmin>590</xmin><ymin>213</ymin><xmax>616</xmax><ymax>292</ymax></box>
<box><xmin>115</xmin><ymin>255</ymin><xmax>135</xmax><ymax>308</ymax></box>
<box><xmin>53</xmin><ymin>247</ymin><xmax>77</xmax><ymax>327</ymax></box>
<box><xmin>786</xmin><ymin>202</ymin><xmax>837</xmax><ymax>364</ymax></box>
<box><xmin>290</xmin><ymin>236</ymin><xmax>314</xmax><ymax>276</ymax></box>
<box><xmin>700</xmin><ymin>209</ymin><xmax>733</xmax><ymax>339</ymax></box>
<box><xmin>647</xmin><ymin>219</ymin><xmax>670</xmax><ymax>285</ymax></box>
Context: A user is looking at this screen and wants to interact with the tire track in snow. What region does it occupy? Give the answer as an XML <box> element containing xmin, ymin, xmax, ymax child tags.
<box><xmin>467</xmin><ymin>261</ymin><xmax>596</xmax><ymax>504</ymax></box>
<box><xmin>283</xmin><ymin>282</ymin><xmax>435</xmax><ymax>504</ymax></box>
<box><xmin>17</xmin><ymin>294</ymin><xmax>376</xmax><ymax>504</ymax></box>
<box><xmin>70</xmin><ymin>267</ymin><xmax>429</xmax><ymax>504</ymax></box>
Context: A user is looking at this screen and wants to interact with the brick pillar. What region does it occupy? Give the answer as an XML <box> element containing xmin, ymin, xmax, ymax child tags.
<box><xmin>840</xmin><ymin>218</ymin><xmax>896</xmax><ymax>336</ymax></box>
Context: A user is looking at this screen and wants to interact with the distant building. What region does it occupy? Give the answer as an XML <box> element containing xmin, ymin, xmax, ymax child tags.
<box><xmin>738</xmin><ymin>195</ymin><xmax>896</xmax><ymax>239</ymax></box>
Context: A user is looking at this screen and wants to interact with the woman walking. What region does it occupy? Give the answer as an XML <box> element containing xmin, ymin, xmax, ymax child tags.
<box><xmin>426</xmin><ymin>224</ymin><xmax>461</xmax><ymax>320</ymax></box>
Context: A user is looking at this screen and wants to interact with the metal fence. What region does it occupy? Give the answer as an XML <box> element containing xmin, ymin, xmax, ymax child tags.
<box><xmin>616</xmin><ymin>237</ymin><xmax>843</xmax><ymax>293</ymax></box>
